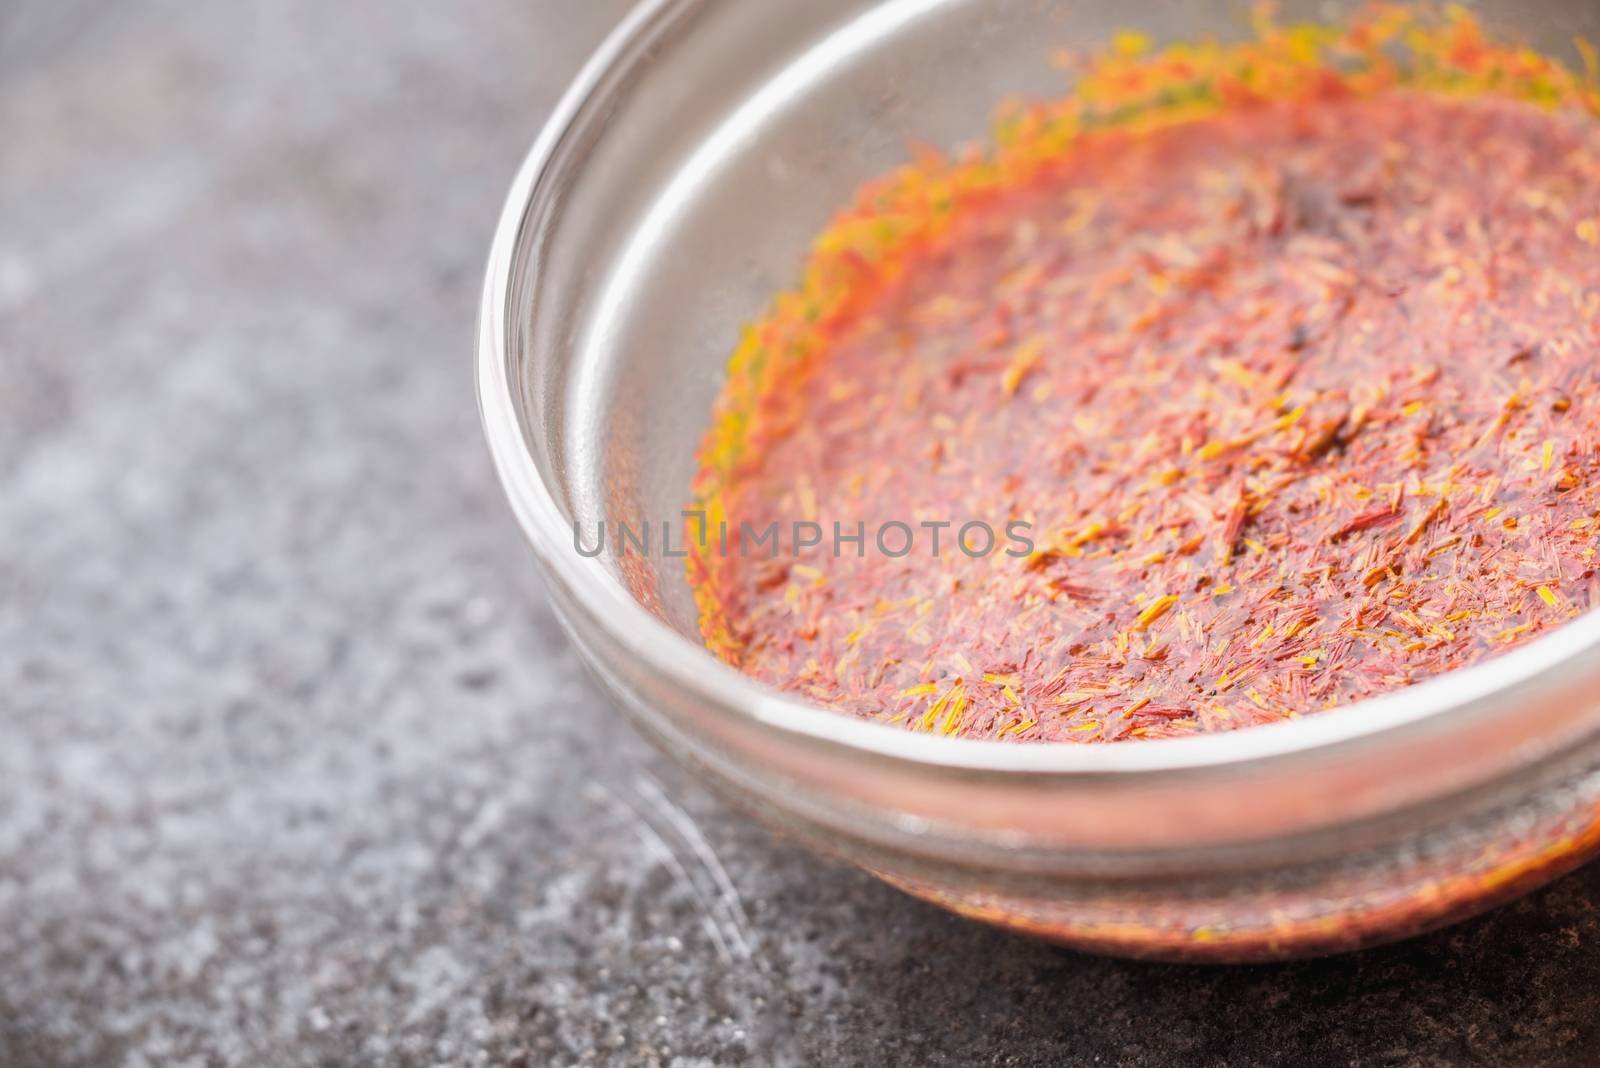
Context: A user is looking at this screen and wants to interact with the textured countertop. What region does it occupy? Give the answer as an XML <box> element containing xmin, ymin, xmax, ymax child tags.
<box><xmin>6</xmin><ymin>3</ymin><xmax>1600</xmax><ymax>1065</ymax></box>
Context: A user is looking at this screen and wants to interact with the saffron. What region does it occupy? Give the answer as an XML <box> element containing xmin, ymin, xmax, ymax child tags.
<box><xmin>689</xmin><ymin>8</ymin><xmax>1600</xmax><ymax>745</ymax></box>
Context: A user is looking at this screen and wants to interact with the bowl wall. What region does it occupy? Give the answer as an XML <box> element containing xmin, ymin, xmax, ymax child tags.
<box><xmin>482</xmin><ymin>0</ymin><xmax>1600</xmax><ymax>959</ymax></box>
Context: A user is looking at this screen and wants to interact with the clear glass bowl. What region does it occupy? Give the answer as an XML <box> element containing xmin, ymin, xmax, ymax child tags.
<box><xmin>479</xmin><ymin>0</ymin><xmax>1600</xmax><ymax>960</ymax></box>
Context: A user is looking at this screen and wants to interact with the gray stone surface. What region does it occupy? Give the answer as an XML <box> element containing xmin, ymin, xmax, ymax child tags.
<box><xmin>5</xmin><ymin>2</ymin><xmax>1600</xmax><ymax>1065</ymax></box>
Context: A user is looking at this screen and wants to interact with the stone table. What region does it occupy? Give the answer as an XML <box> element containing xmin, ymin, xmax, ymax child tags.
<box><xmin>4</xmin><ymin>2</ymin><xmax>1600</xmax><ymax>1064</ymax></box>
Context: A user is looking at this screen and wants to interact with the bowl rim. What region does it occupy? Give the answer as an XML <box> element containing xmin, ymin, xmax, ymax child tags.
<box><xmin>477</xmin><ymin>0</ymin><xmax>1600</xmax><ymax>783</ymax></box>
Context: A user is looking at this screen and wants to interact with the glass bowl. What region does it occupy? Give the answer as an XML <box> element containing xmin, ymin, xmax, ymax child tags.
<box><xmin>479</xmin><ymin>0</ymin><xmax>1600</xmax><ymax>960</ymax></box>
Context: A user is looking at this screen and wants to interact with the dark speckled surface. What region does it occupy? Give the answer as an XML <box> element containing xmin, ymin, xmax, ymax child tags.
<box><xmin>4</xmin><ymin>2</ymin><xmax>1600</xmax><ymax>1065</ymax></box>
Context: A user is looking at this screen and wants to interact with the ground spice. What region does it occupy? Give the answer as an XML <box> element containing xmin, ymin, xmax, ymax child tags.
<box><xmin>689</xmin><ymin>6</ymin><xmax>1600</xmax><ymax>744</ymax></box>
